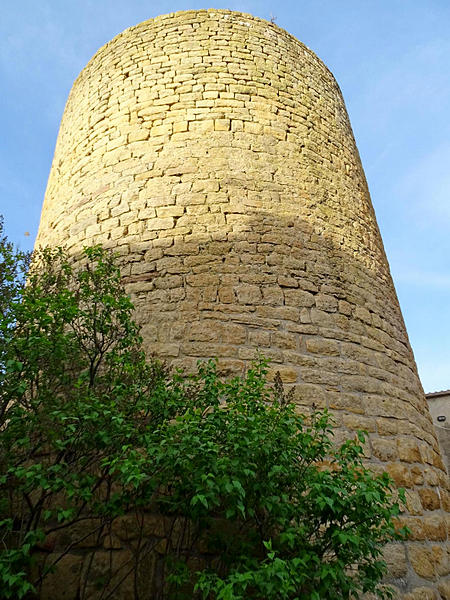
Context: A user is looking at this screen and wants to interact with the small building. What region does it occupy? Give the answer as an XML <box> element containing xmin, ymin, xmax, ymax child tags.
<box><xmin>426</xmin><ymin>390</ymin><xmax>450</xmax><ymax>473</ymax></box>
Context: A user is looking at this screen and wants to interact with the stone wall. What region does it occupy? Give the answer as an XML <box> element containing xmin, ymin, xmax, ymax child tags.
<box><xmin>36</xmin><ymin>9</ymin><xmax>449</xmax><ymax>598</ymax></box>
<box><xmin>427</xmin><ymin>392</ymin><xmax>450</xmax><ymax>473</ymax></box>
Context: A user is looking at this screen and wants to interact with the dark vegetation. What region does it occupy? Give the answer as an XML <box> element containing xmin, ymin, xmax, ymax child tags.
<box><xmin>0</xmin><ymin>217</ymin><xmax>407</xmax><ymax>599</ymax></box>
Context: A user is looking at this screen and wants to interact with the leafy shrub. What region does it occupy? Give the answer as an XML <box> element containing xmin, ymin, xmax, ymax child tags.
<box><xmin>0</xmin><ymin>224</ymin><xmax>407</xmax><ymax>599</ymax></box>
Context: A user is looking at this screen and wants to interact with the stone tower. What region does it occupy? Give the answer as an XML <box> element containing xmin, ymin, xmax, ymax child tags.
<box><xmin>36</xmin><ymin>10</ymin><xmax>449</xmax><ymax>598</ymax></box>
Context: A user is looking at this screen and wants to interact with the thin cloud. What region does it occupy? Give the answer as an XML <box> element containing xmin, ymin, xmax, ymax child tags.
<box><xmin>394</xmin><ymin>141</ymin><xmax>450</xmax><ymax>224</ymax></box>
<box><xmin>397</xmin><ymin>270</ymin><xmax>450</xmax><ymax>290</ymax></box>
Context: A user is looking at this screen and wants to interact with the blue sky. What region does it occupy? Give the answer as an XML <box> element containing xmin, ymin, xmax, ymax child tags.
<box><xmin>1</xmin><ymin>0</ymin><xmax>449</xmax><ymax>392</ymax></box>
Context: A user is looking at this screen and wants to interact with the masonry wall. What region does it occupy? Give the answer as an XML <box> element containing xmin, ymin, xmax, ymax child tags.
<box><xmin>36</xmin><ymin>10</ymin><xmax>449</xmax><ymax>598</ymax></box>
<box><xmin>427</xmin><ymin>394</ymin><xmax>450</xmax><ymax>473</ymax></box>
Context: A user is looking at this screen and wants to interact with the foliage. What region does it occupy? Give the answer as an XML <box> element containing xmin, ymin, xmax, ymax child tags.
<box><xmin>154</xmin><ymin>364</ymin><xmax>408</xmax><ymax>600</ymax></box>
<box><xmin>0</xmin><ymin>225</ymin><xmax>407</xmax><ymax>599</ymax></box>
<box><xmin>0</xmin><ymin>239</ymin><xmax>168</xmax><ymax>598</ymax></box>
<box><xmin>0</xmin><ymin>217</ymin><xmax>30</xmax><ymax>385</ymax></box>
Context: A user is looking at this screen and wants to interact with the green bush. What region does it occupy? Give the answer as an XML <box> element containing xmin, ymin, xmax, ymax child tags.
<box><xmin>0</xmin><ymin>223</ymin><xmax>407</xmax><ymax>599</ymax></box>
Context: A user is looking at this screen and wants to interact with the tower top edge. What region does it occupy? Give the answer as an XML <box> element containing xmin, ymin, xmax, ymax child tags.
<box><xmin>71</xmin><ymin>9</ymin><xmax>338</xmax><ymax>91</ymax></box>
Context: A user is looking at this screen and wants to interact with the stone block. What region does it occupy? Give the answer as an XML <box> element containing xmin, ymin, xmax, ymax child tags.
<box><xmin>328</xmin><ymin>391</ymin><xmax>364</xmax><ymax>414</ymax></box>
<box><xmin>40</xmin><ymin>553</ymin><xmax>83</xmax><ymax>600</ymax></box>
<box><xmin>261</xmin><ymin>286</ymin><xmax>284</xmax><ymax>305</ymax></box>
<box><xmin>404</xmin><ymin>587</ymin><xmax>440</xmax><ymax>600</ymax></box>
<box><xmin>249</xmin><ymin>329</ymin><xmax>271</xmax><ymax>347</ymax></box>
<box><xmin>315</xmin><ymin>293</ymin><xmax>338</xmax><ymax>312</ymax></box>
<box><xmin>284</xmin><ymin>289</ymin><xmax>315</xmax><ymax>307</ymax></box>
<box><xmin>422</xmin><ymin>515</ymin><xmax>447</xmax><ymax>541</ymax></box>
<box><xmin>397</xmin><ymin>438</ymin><xmax>422</xmax><ymax>463</ymax></box>
<box><xmin>382</xmin><ymin>543</ymin><xmax>408</xmax><ymax>578</ymax></box>
<box><xmin>386</xmin><ymin>463</ymin><xmax>413</xmax><ymax>488</ymax></box>
<box><xmin>306</xmin><ymin>337</ymin><xmax>340</xmax><ymax>356</ymax></box>
<box><xmin>267</xmin><ymin>366</ymin><xmax>298</xmax><ymax>383</ymax></box>
<box><xmin>419</xmin><ymin>488</ymin><xmax>441</xmax><ymax>511</ymax></box>
<box><xmin>273</xmin><ymin>331</ymin><xmax>297</xmax><ymax>349</ymax></box>
<box><xmin>292</xmin><ymin>383</ymin><xmax>327</xmax><ymax>409</ymax></box>
<box><xmin>147</xmin><ymin>217</ymin><xmax>174</xmax><ymax>231</ymax></box>
<box><xmin>438</xmin><ymin>580</ymin><xmax>450</xmax><ymax>600</ymax></box>
<box><xmin>214</xmin><ymin>118</ymin><xmax>231</xmax><ymax>130</ymax></box>
<box><xmin>221</xmin><ymin>323</ymin><xmax>247</xmax><ymax>344</ymax></box>
<box><xmin>372</xmin><ymin>438</ymin><xmax>398</xmax><ymax>462</ymax></box>
<box><xmin>236</xmin><ymin>284</ymin><xmax>262</xmax><ymax>304</ymax></box>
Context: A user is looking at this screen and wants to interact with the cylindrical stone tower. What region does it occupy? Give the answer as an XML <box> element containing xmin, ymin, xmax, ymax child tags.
<box><xmin>36</xmin><ymin>10</ymin><xmax>448</xmax><ymax>597</ymax></box>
